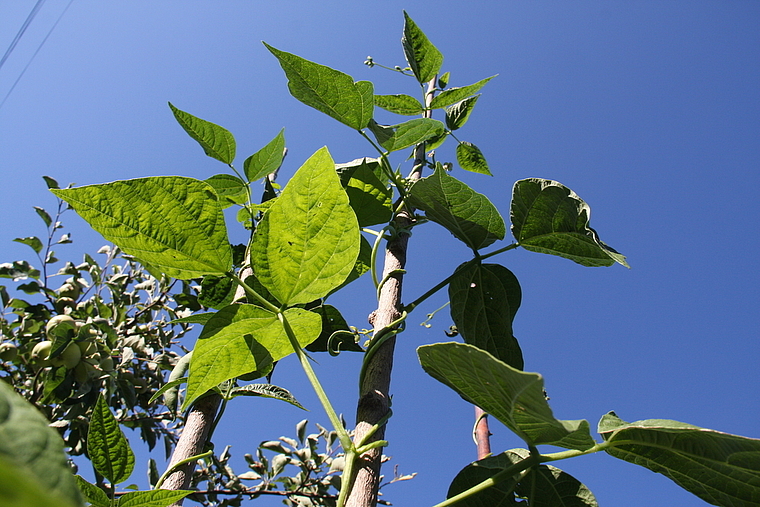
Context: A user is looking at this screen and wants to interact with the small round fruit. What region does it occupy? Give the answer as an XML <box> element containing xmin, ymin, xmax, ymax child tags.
<box><xmin>0</xmin><ymin>343</ymin><xmax>18</xmax><ymax>362</ymax></box>
<box><xmin>77</xmin><ymin>339</ymin><xmax>98</xmax><ymax>356</ymax></box>
<box><xmin>46</xmin><ymin>315</ymin><xmax>75</xmax><ymax>337</ymax></box>
<box><xmin>51</xmin><ymin>341</ymin><xmax>82</xmax><ymax>369</ymax></box>
<box><xmin>31</xmin><ymin>340</ymin><xmax>53</xmax><ymax>368</ymax></box>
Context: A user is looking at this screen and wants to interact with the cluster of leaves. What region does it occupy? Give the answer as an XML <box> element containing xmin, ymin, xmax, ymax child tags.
<box><xmin>0</xmin><ymin>184</ymin><xmax>199</xmax><ymax>457</ymax></box>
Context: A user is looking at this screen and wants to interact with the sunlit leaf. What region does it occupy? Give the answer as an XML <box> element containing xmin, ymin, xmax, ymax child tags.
<box><xmin>449</xmin><ymin>263</ymin><xmax>523</xmax><ymax>368</ymax></box>
<box><xmin>374</xmin><ymin>94</ymin><xmax>424</xmax><ymax>116</ymax></box>
<box><xmin>205</xmin><ymin>174</ymin><xmax>248</xmax><ymax>208</ymax></box>
<box><xmin>402</xmin><ymin>11</ymin><xmax>443</xmax><ymax>84</ymax></box>
<box><xmin>511</xmin><ymin>179</ymin><xmax>629</xmax><ymax>268</ymax></box>
<box><xmin>599</xmin><ymin>412</ymin><xmax>760</xmax><ymax>507</ymax></box>
<box><xmin>244</xmin><ymin>128</ymin><xmax>286</xmax><ymax>182</ymax></box>
<box><xmin>430</xmin><ymin>75</ymin><xmax>496</xmax><ymax>109</ymax></box>
<box><xmin>185</xmin><ymin>305</ymin><xmax>320</xmax><ymax>409</ymax></box>
<box><xmin>343</xmin><ymin>159</ymin><xmax>392</xmax><ymax>227</ymax></box>
<box><xmin>52</xmin><ymin>176</ymin><xmax>233</xmax><ymax>279</ymax></box>
<box><xmin>0</xmin><ymin>382</ymin><xmax>83</xmax><ymax>507</ymax></box>
<box><xmin>251</xmin><ymin>147</ymin><xmax>359</xmax><ymax>306</ymax></box>
<box><xmin>446</xmin><ymin>95</ymin><xmax>480</xmax><ymax>131</ymax></box>
<box><xmin>408</xmin><ymin>166</ymin><xmax>505</xmax><ymax>251</ymax></box>
<box><xmin>264</xmin><ymin>43</ymin><xmax>373</xmax><ymax>130</ymax></box>
<box><xmin>229</xmin><ymin>383</ymin><xmax>306</xmax><ymax>410</ymax></box>
<box><xmin>418</xmin><ymin>342</ymin><xmax>595</xmax><ymax>450</ymax></box>
<box><xmin>368</xmin><ymin>118</ymin><xmax>445</xmax><ymax>153</ymax></box>
<box><xmin>169</xmin><ymin>102</ymin><xmax>236</xmax><ymax>164</ymax></box>
<box><xmin>75</xmin><ymin>476</ymin><xmax>109</xmax><ymax>507</ymax></box>
<box><xmin>88</xmin><ymin>394</ymin><xmax>135</xmax><ymax>484</ymax></box>
<box><xmin>13</xmin><ymin>236</ymin><xmax>43</xmax><ymax>254</ymax></box>
<box><xmin>118</xmin><ymin>489</ymin><xmax>194</xmax><ymax>507</ymax></box>
<box><xmin>457</xmin><ymin>141</ymin><xmax>491</xmax><ymax>176</ymax></box>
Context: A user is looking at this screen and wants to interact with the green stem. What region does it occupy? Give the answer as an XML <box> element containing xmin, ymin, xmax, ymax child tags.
<box><xmin>277</xmin><ymin>312</ymin><xmax>353</xmax><ymax>451</ymax></box>
<box><xmin>155</xmin><ymin>450</ymin><xmax>213</xmax><ymax>490</ymax></box>
<box><xmin>226</xmin><ymin>271</ymin><xmax>280</xmax><ymax>314</ymax></box>
<box><xmin>539</xmin><ymin>441</ymin><xmax>608</xmax><ymax>462</ymax></box>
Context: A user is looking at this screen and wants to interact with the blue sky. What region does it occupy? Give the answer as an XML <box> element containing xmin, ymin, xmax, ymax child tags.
<box><xmin>1</xmin><ymin>2</ymin><xmax>759</xmax><ymax>506</ymax></box>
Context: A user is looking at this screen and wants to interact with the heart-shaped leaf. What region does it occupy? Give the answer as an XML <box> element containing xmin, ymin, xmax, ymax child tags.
<box><xmin>402</xmin><ymin>11</ymin><xmax>443</xmax><ymax>84</ymax></box>
<box><xmin>185</xmin><ymin>305</ymin><xmax>321</xmax><ymax>409</ymax></box>
<box><xmin>418</xmin><ymin>342</ymin><xmax>595</xmax><ymax>450</ymax></box>
<box><xmin>169</xmin><ymin>102</ymin><xmax>235</xmax><ymax>164</ymax></box>
<box><xmin>368</xmin><ymin>118</ymin><xmax>445</xmax><ymax>153</ymax></box>
<box><xmin>52</xmin><ymin>177</ymin><xmax>233</xmax><ymax>279</ymax></box>
<box><xmin>408</xmin><ymin>166</ymin><xmax>505</xmax><ymax>251</ymax></box>
<box><xmin>511</xmin><ymin>179</ymin><xmax>629</xmax><ymax>268</ymax></box>
<box><xmin>251</xmin><ymin>147</ymin><xmax>360</xmax><ymax>306</ymax></box>
<box><xmin>374</xmin><ymin>94</ymin><xmax>424</xmax><ymax>116</ymax></box>
<box><xmin>449</xmin><ymin>263</ymin><xmax>523</xmax><ymax>368</ymax></box>
<box><xmin>244</xmin><ymin>128</ymin><xmax>286</xmax><ymax>182</ymax></box>
<box><xmin>264</xmin><ymin>43</ymin><xmax>373</xmax><ymax>130</ymax></box>
<box><xmin>599</xmin><ymin>412</ymin><xmax>760</xmax><ymax>507</ymax></box>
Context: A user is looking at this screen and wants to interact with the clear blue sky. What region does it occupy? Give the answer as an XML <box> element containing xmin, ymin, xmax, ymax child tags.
<box><xmin>1</xmin><ymin>2</ymin><xmax>759</xmax><ymax>506</ymax></box>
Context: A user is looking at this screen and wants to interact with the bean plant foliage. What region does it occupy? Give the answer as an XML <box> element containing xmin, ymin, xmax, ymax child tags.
<box><xmin>1</xmin><ymin>11</ymin><xmax>758</xmax><ymax>507</ymax></box>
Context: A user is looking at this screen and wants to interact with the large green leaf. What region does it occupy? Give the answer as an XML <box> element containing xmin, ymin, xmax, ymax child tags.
<box><xmin>447</xmin><ymin>449</ymin><xmax>598</xmax><ymax>507</ymax></box>
<box><xmin>511</xmin><ymin>179</ymin><xmax>629</xmax><ymax>268</ymax></box>
<box><xmin>185</xmin><ymin>305</ymin><xmax>321</xmax><ymax>409</ymax></box>
<box><xmin>88</xmin><ymin>395</ymin><xmax>134</xmax><ymax>485</ymax></box>
<box><xmin>264</xmin><ymin>43</ymin><xmax>373</xmax><ymax>130</ymax></box>
<box><xmin>430</xmin><ymin>75</ymin><xmax>496</xmax><ymax>109</ymax></box>
<box><xmin>0</xmin><ymin>382</ymin><xmax>83</xmax><ymax>507</ymax></box>
<box><xmin>407</xmin><ymin>166</ymin><xmax>505</xmax><ymax>251</ymax></box>
<box><xmin>118</xmin><ymin>489</ymin><xmax>194</xmax><ymax>507</ymax></box>
<box><xmin>402</xmin><ymin>11</ymin><xmax>443</xmax><ymax>84</ymax></box>
<box><xmin>599</xmin><ymin>412</ymin><xmax>760</xmax><ymax>507</ymax></box>
<box><xmin>456</xmin><ymin>141</ymin><xmax>491</xmax><ymax>176</ymax></box>
<box><xmin>446</xmin><ymin>95</ymin><xmax>480</xmax><ymax>131</ymax></box>
<box><xmin>374</xmin><ymin>94</ymin><xmax>424</xmax><ymax>116</ymax></box>
<box><xmin>168</xmin><ymin>102</ymin><xmax>235</xmax><ymax>164</ymax></box>
<box><xmin>244</xmin><ymin>128</ymin><xmax>286</xmax><ymax>182</ymax></box>
<box><xmin>251</xmin><ymin>147</ymin><xmax>360</xmax><ymax>306</ymax></box>
<box><xmin>449</xmin><ymin>263</ymin><xmax>523</xmax><ymax>369</ymax></box>
<box><xmin>418</xmin><ymin>342</ymin><xmax>595</xmax><ymax>450</ymax></box>
<box><xmin>368</xmin><ymin>118</ymin><xmax>445</xmax><ymax>153</ymax></box>
<box><xmin>343</xmin><ymin>159</ymin><xmax>392</xmax><ymax>227</ymax></box>
<box><xmin>52</xmin><ymin>177</ymin><xmax>232</xmax><ymax>279</ymax></box>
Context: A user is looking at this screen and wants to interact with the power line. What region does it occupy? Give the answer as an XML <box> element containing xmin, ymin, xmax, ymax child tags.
<box><xmin>0</xmin><ymin>0</ymin><xmax>48</xmax><ymax>73</ymax></box>
<box><xmin>0</xmin><ymin>0</ymin><xmax>75</xmax><ymax>111</ymax></box>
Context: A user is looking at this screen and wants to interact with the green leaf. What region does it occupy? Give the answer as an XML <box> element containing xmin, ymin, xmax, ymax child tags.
<box><xmin>418</xmin><ymin>342</ymin><xmax>595</xmax><ymax>450</ymax></box>
<box><xmin>229</xmin><ymin>383</ymin><xmax>306</xmax><ymax>410</ymax></box>
<box><xmin>0</xmin><ymin>260</ymin><xmax>40</xmax><ymax>281</ymax></box>
<box><xmin>368</xmin><ymin>118</ymin><xmax>445</xmax><ymax>153</ymax></box>
<box><xmin>13</xmin><ymin>237</ymin><xmax>43</xmax><ymax>254</ymax></box>
<box><xmin>407</xmin><ymin>166</ymin><xmax>505</xmax><ymax>251</ymax></box>
<box><xmin>447</xmin><ymin>449</ymin><xmax>598</xmax><ymax>507</ymax></box>
<box><xmin>373</xmin><ymin>94</ymin><xmax>424</xmax><ymax>116</ymax></box>
<box><xmin>244</xmin><ymin>128</ymin><xmax>286</xmax><ymax>182</ymax></box>
<box><xmin>42</xmin><ymin>175</ymin><xmax>60</xmax><ymax>189</ymax></box>
<box><xmin>329</xmin><ymin>233</ymin><xmax>372</xmax><ymax>296</ymax></box>
<box><xmin>204</xmin><ymin>174</ymin><xmax>248</xmax><ymax>208</ymax></box>
<box><xmin>33</xmin><ymin>206</ymin><xmax>52</xmax><ymax>227</ymax></box>
<box><xmin>430</xmin><ymin>75</ymin><xmax>496</xmax><ymax>109</ymax></box>
<box><xmin>446</xmin><ymin>95</ymin><xmax>480</xmax><ymax>131</ymax></box>
<box><xmin>511</xmin><ymin>179</ymin><xmax>629</xmax><ymax>268</ymax></box>
<box><xmin>185</xmin><ymin>305</ymin><xmax>320</xmax><ymax>409</ymax></box>
<box><xmin>118</xmin><ymin>489</ymin><xmax>194</xmax><ymax>507</ymax></box>
<box><xmin>344</xmin><ymin>159</ymin><xmax>392</xmax><ymax>227</ymax></box>
<box><xmin>0</xmin><ymin>382</ymin><xmax>83</xmax><ymax>507</ymax></box>
<box><xmin>449</xmin><ymin>263</ymin><xmax>523</xmax><ymax>369</ymax></box>
<box><xmin>457</xmin><ymin>141</ymin><xmax>491</xmax><ymax>176</ymax></box>
<box><xmin>88</xmin><ymin>395</ymin><xmax>134</xmax><ymax>485</ymax></box>
<box><xmin>168</xmin><ymin>102</ymin><xmax>236</xmax><ymax>164</ymax></box>
<box><xmin>599</xmin><ymin>412</ymin><xmax>760</xmax><ymax>507</ymax></box>
<box><xmin>251</xmin><ymin>147</ymin><xmax>360</xmax><ymax>306</ymax></box>
<box><xmin>75</xmin><ymin>476</ymin><xmax>109</xmax><ymax>507</ymax></box>
<box><xmin>198</xmin><ymin>274</ymin><xmax>236</xmax><ymax>310</ymax></box>
<box><xmin>402</xmin><ymin>11</ymin><xmax>443</xmax><ymax>84</ymax></box>
<box><xmin>438</xmin><ymin>72</ymin><xmax>450</xmax><ymax>89</ymax></box>
<box><xmin>264</xmin><ymin>43</ymin><xmax>373</xmax><ymax>130</ymax></box>
<box><xmin>52</xmin><ymin>176</ymin><xmax>233</xmax><ymax>279</ymax></box>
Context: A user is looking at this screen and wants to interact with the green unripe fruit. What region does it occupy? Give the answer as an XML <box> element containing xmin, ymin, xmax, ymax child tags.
<box><xmin>0</xmin><ymin>343</ymin><xmax>18</xmax><ymax>362</ymax></box>
<box><xmin>77</xmin><ymin>339</ymin><xmax>98</xmax><ymax>356</ymax></box>
<box><xmin>31</xmin><ymin>340</ymin><xmax>53</xmax><ymax>368</ymax></box>
<box><xmin>74</xmin><ymin>361</ymin><xmax>97</xmax><ymax>383</ymax></box>
<box><xmin>54</xmin><ymin>298</ymin><xmax>76</xmax><ymax>313</ymax></box>
<box><xmin>51</xmin><ymin>341</ymin><xmax>82</xmax><ymax>369</ymax></box>
<box><xmin>46</xmin><ymin>315</ymin><xmax>76</xmax><ymax>338</ymax></box>
<box><xmin>99</xmin><ymin>356</ymin><xmax>114</xmax><ymax>372</ymax></box>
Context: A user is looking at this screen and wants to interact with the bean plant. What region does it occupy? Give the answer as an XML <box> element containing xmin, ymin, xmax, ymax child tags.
<box><xmin>1</xmin><ymin>11</ymin><xmax>758</xmax><ymax>507</ymax></box>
